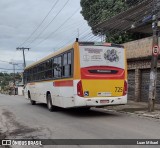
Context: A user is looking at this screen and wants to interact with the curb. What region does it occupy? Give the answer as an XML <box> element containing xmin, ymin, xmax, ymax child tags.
<box><xmin>102</xmin><ymin>108</ymin><xmax>160</xmax><ymax>119</ymax></box>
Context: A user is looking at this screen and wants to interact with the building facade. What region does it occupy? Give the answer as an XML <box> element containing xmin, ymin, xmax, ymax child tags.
<box><xmin>124</xmin><ymin>37</ymin><xmax>160</xmax><ymax>104</ymax></box>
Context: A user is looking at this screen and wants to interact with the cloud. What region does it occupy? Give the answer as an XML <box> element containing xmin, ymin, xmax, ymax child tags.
<box><xmin>0</xmin><ymin>0</ymin><xmax>95</xmax><ymax>72</ymax></box>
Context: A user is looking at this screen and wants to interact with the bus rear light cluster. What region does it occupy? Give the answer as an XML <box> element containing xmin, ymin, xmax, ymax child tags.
<box><xmin>77</xmin><ymin>80</ymin><xmax>83</xmax><ymax>97</ymax></box>
<box><xmin>123</xmin><ymin>80</ymin><xmax>127</xmax><ymax>96</ymax></box>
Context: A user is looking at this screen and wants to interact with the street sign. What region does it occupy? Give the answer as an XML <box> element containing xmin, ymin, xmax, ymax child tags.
<box><xmin>152</xmin><ymin>45</ymin><xmax>159</xmax><ymax>56</ymax></box>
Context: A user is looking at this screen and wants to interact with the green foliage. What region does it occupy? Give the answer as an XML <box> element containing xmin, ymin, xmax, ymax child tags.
<box><xmin>0</xmin><ymin>75</ymin><xmax>11</xmax><ymax>89</ymax></box>
<box><xmin>106</xmin><ymin>32</ymin><xmax>146</xmax><ymax>44</ymax></box>
<box><xmin>81</xmin><ymin>0</ymin><xmax>126</xmax><ymax>27</ymax></box>
<box><xmin>80</xmin><ymin>0</ymin><xmax>146</xmax><ymax>44</ymax></box>
<box><xmin>0</xmin><ymin>73</ymin><xmax>22</xmax><ymax>90</ymax></box>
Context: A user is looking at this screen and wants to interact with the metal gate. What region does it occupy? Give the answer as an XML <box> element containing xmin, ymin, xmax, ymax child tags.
<box><xmin>141</xmin><ymin>69</ymin><xmax>160</xmax><ymax>104</ymax></box>
<box><xmin>128</xmin><ymin>70</ymin><xmax>135</xmax><ymax>100</ymax></box>
<box><xmin>141</xmin><ymin>69</ymin><xmax>150</xmax><ymax>102</ymax></box>
<box><xmin>156</xmin><ymin>69</ymin><xmax>160</xmax><ymax>104</ymax></box>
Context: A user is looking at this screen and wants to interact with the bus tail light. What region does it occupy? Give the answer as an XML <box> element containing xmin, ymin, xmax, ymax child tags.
<box><xmin>123</xmin><ymin>80</ymin><xmax>127</xmax><ymax>96</ymax></box>
<box><xmin>77</xmin><ymin>80</ymin><xmax>83</xmax><ymax>97</ymax></box>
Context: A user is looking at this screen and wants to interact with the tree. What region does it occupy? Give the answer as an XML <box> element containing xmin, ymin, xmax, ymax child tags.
<box><xmin>0</xmin><ymin>73</ymin><xmax>4</xmax><ymax>77</ymax></box>
<box><xmin>81</xmin><ymin>0</ymin><xmax>126</xmax><ymax>27</ymax></box>
<box><xmin>80</xmin><ymin>0</ymin><xmax>146</xmax><ymax>43</ymax></box>
<box><xmin>0</xmin><ymin>72</ymin><xmax>22</xmax><ymax>91</ymax></box>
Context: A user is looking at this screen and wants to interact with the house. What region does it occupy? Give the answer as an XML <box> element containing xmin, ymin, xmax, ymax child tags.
<box><xmin>124</xmin><ymin>37</ymin><xmax>160</xmax><ymax>104</ymax></box>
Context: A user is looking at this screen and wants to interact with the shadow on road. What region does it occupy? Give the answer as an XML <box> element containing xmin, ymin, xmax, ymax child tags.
<box><xmin>31</xmin><ymin>103</ymin><xmax>120</xmax><ymax>118</ymax></box>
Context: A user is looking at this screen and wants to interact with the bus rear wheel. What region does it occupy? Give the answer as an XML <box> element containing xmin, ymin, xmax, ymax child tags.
<box><xmin>30</xmin><ymin>99</ymin><xmax>36</xmax><ymax>105</ymax></box>
<box><xmin>28</xmin><ymin>92</ymin><xmax>36</xmax><ymax>105</ymax></box>
<box><xmin>47</xmin><ymin>94</ymin><xmax>56</xmax><ymax>112</ymax></box>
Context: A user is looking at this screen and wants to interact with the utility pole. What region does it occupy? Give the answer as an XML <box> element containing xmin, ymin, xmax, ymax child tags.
<box><xmin>16</xmin><ymin>47</ymin><xmax>30</xmax><ymax>69</ymax></box>
<box><xmin>148</xmin><ymin>0</ymin><xmax>160</xmax><ymax>112</ymax></box>
<box><xmin>9</xmin><ymin>62</ymin><xmax>18</xmax><ymax>95</ymax></box>
<box><xmin>9</xmin><ymin>62</ymin><xmax>18</xmax><ymax>86</ymax></box>
<box><xmin>16</xmin><ymin>47</ymin><xmax>29</xmax><ymax>86</ymax></box>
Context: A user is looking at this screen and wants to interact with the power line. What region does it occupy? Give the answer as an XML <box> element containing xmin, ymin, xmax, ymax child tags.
<box><xmin>50</xmin><ymin>21</ymin><xmax>89</xmax><ymax>51</ymax></box>
<box><xmin>22</xmin><ymin>1</ymin><xmax>89</xmax><ymax>56</ymax></box>
<box><xmin>16</xmin><ymin>47</ymin><xmax>30</xmax><ymax>69</ymax></box>
<box><xmin>22</xmin><ymin>0</ymin><xmax>103</xmax><ymax>61</ymax></box>
<box><xmin>23</xmin><ymin>0</ymin><xmax>145</xmax><ymax>62</ymax></box>
<box><xmin>29</xmin><ymin>4</ymin><xmax>94</xmax><ymax>52</ymax></box>
<box><xmin>0</xmin><ymin>68</ymin><xmax>23</xmax><ymax>70</ymax></box>
<box><xmin>26</xmin><ymin>0</ymin><xmax>70</xmax><ymax>48</ymax></box>
<box><xmin>0</xmin><ymin>60</ymin><xmax>10</xmax><ymax>63</ymax></box>
<box><xmin>104</xmin><ymin>1</ymin><xmax>152</xmax><ymax>41</ymax></box>
<box><xmin>31</xmin><ymin>6</ymin><xmax>81</xmax><ymax>49</ymax></box>
<box><xmin>50</xmin><ymin>1</ymin><xmax>149</xmax><ymax>54</ymax></box>
<box><xmin>93</xmin><ymin>0</ymin><xmax>152</xmax><ymax>37</ymax></box>
<box><xmin>81</xmin><ymin>0</ymin><xmax>145</xmax><ymax>39</ymax></box>
<box><xmin>51</xmin><ymin>0</ymin><xmax>119</xmax><ymax>49</ymax></box>
<box><xmin>18</xmin><ymin>0</ymin><xmax>59</xmax><ymax>47</ymax></box>
<box><xmin>72</xmin><ymin>1</ymin><xmax>149</xmax><ymax>48</ymax></box>
<box><xmin>110</xmin><ymin>2</ymin><xmax>152</xmax><ymax>33</ymax></box>
<box><xmin>0</xmin><ymin>60</ymin><xmax>23</xmax><ymax>65</ymax></box>
<box><xmin>9</xmin><ymin>50</ymin><xmax>19</xmax><ymax>65</ymax></box>
<box><xmin>24</xmin><ymin>20</ymin><xmax>85</xmax><ymax>57</ymax></box>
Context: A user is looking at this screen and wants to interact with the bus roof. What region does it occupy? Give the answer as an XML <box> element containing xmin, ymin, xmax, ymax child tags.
<box><xmin>25</xmin><ymin>43</ymin><xmax>74</xmax><ymax>70</ymax></box>
<box><xmin>79</xmin><ymin>42</ymin><xmax>124</xmax><ymax>48</ymax></box>
<box><xmin>25</xmin><ymin>41</ymin><xmax>124</xmax><ymax>70</ymax></box>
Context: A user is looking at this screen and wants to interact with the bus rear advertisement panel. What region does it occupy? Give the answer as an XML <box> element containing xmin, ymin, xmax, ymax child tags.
<box><xmin>79</xmin><ymin>45</ymin><xmax>125</xmax><ymax>69</ymax></box>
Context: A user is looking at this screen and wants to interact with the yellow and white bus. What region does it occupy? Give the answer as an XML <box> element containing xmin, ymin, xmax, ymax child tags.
<box><xmin>24</xmin><ymin>40</ymin><xmax>127</xmax><ymax>111</ymax></box>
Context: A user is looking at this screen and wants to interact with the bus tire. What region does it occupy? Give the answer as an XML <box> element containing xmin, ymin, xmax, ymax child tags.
<box><xmin>30</xmin><ymin>99</ymin><xmax>36</xmax><ymax>105</ymax></box>
<box><xmin>28</xmin><ymin>91</ymin><xmax>36</xmax><ymax>105</ymax></box>
<box><xmin>47</xmin><ymin>93</ymin><xmax>55</xmax><ymax>112</ymax></box>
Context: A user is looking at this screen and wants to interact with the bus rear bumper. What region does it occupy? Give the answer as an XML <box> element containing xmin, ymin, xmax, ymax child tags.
<box><xmin>75</xmin><ymin>95</ymin><xmax>127</xmax><ymax>107</ymax></box>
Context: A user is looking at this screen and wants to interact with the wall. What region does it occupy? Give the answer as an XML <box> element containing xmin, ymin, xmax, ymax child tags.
<box><xmin>124</xmin><ymin>37</ymin><xmax>153</xmax><ymax>59</ymax></box>
<box><xmin>18</xmin><ymin>87</ymin><xmax>24</xmax><ymax>96</ymax></box>
<box><xmin>123</xmin><ymin>37</ymin><xmax>160</xmax><ymax>103</ymax></box>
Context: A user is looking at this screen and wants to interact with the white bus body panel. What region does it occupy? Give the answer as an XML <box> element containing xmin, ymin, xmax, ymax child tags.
<box><xmin>24</xmin><ymin>80</ymin><xmax>127</xmax><ymax>108</ymax></box>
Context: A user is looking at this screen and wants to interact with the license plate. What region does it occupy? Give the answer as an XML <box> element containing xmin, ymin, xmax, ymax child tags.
<box><xmin>97</xmin><ymin>92</ymin><xmax>111</xmax><ymax>97</ymax></box>
<box><xmin>100</xmin><ymin>100</ymin><xmax>109</xmax><ymax>103</ymax></box>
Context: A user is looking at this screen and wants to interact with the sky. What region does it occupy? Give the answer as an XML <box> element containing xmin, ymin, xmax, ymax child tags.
<box><xmin>0</xmin><ymin>0</ymin><xmax>101</xmax><ymax>73</ymax></box>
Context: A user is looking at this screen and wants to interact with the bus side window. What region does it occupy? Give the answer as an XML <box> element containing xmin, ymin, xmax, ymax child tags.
<box><xmin>57</xmin><ymin>56</ymin><xmax>62</xmax><ymax>77</ymax></box>
<box><xmin>68</xmin><ymin>52</ymin><xmax>72</xmax><ymax>76</ymax></box>
<box><xmin>53</xmin><ymin>56</ymin><xmax>62</xmax><ymax>79</ymax></box>
<box><xmin>53</xmin><ymin>58</ymin><xmax>58</xmax><ymax>78</ymax></box>
<box><xmin>68</xmin><ymin>52</ymin><xmax>71</xmax><ymax>64</ymax></box>
<box><xmin>45</xmin><ymin>59</ymin><xmax>52</xmax><ymax>79</ymax></box>
<box><xmin>62</xmin><ymin>51</ymin><xmax>72</xmax><ymax>77</ymax></box>
<box><xmin>36</xmin><ymin>65</ymin><xmax>40</xmax><ymax>80</ymax></box>
<box><xmin>30</xmin><ymin>68</ymin><xmax>33</xmax><ymax>81</ymax></box>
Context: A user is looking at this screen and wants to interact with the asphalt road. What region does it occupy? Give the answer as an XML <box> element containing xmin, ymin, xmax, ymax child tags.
<box><xmin>0</xmin><ymin>94</ymin><xmax>160</xmax><ymax>148</ymax></box>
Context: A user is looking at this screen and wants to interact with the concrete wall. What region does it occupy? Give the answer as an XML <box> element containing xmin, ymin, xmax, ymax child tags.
<box><xmin>123</xmin><ymin>37</ymin><xmax>160</xmax><ymax>103</ymax></box>
<box><xmin>18</xmin><ymin>87</ymin><xmax>24</xmax><ymax>96</ymax></box>
<box><xmin>124</xmin><ymin>37</ymin><xmax>153</xmax><ymax>59</ymax></box>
